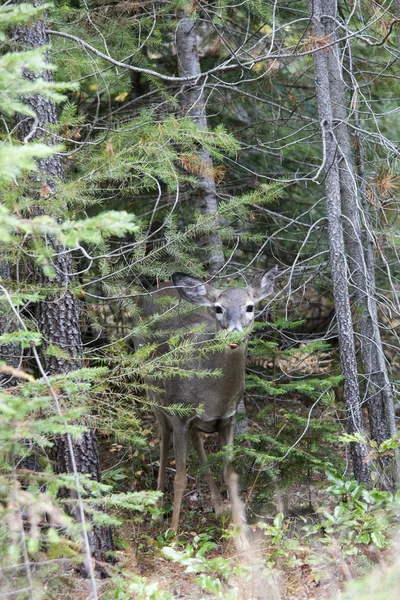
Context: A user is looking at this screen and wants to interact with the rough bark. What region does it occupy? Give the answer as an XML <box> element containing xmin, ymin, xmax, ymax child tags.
<box><xmin>12</xmin><ymin>0</ymin><xmax>114</xmax><ymax>564</ymax></box>
<box><xmin>323</xmin><ymin>0</ymin><xmax>398</xmax><ymax>486</ymax></box>
<box><xmin>308</xmin><ymin>0</ymin><xmax>369</xmax><ymax>482</ymax></box>
<box><xmin>176</xmin><ymin>12</ymin><xmax>225</xmax><ymax>278</ymax></box>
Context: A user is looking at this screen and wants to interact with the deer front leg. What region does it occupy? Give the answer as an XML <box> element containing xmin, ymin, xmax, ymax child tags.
<box><xmin>191</xmin><ymin>430</ymin><xmax>226</xmax><ymax>515</ymax></box>
<box><xmin>152</xmin><ymin>413</ymin><xmax>171</xmax><ymax>522</ymax></box>
<box><xmin>156</xmin><ymin>412</ymin><xmax>171</xmax><ymax>493</ymax></box>
<box><xmin>170</xmin><ymin>420</ymin><xmax>190</xmax><ymax>532</ymax></box>
<box><xmin>218</xmin><ymin>419</ymin><xmax>251</xmax><ymax>551</ymax></box>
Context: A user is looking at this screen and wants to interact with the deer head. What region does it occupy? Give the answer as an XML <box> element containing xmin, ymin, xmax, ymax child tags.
<box><xmin>172</xmin><ymin>266</ymin><xmax>278</xmax><ymax>333</ymax></box>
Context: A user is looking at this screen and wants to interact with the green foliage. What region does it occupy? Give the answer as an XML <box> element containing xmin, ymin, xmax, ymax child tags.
<box><xmin>253</xmin><ymin>470</ymin><xmax>400</xmax><ymax>586</ymax></box>
<box><xmin>162</xmin><ymin>540</ymin><xmax>244</xmax><ymax>599</ymax></box>
<box><xmin>0</xmin><ymin>4</ymin><xmax>78</xmax><ymax>184</ymax></box>
<box><xmin>339</xmin><ymin>432</ymin><xmax>400</xmax><ymax>476</ymax></box>
<box><xmin>0</xmin><ymin>3</ymin><xmax>50</xmax><ymax>33</ymax></box>
<box><xmin>74</xmin><ymin>112</ymin><xmax>239</xmax><ymax>198</ymax></box>
<box><xmin>0</xmin><ymin>47</ymin><xmax>73</xmax><ymax>118</ymax></box>
<box><xmin>0</xmin><ymin>364</ymin><xmax>162</xmax><ymax>577</ymax></box>
<box><xmin>0</xmin><ymin>5</ymin><xmax>161</xmax><ymax>588</ymax></box>
<box><xmin>232</xmin><ymin>332</ymin><xmax>344</xmax><ymax>502</ymax></box>
<box><xmin>106</xmin><ymin>534</ymin><xmax>243</xmax><ymax>599</ymax></box>
<box><xmin>0</xmin><ymin>205</ymin><xmax>139</xmax><ymax>248</ymax></box>
<box><xmin>109</xmin><ymin>576</ymin><xmax>173</xmax><ymax>600</ymax></box>
<box><xmin>0</xmin><ymin>329</ymin><xmax>41</xmax><ymax>349</ymax></box>
<box><xmin>304</xmin><ymin>471</ymin><xmax>399</xmax><ymax>551</ymax></box>
<box><xmin>0</xmin><ymin>144</ymin><xmax>62</xmax><ymax>183</ymax></box>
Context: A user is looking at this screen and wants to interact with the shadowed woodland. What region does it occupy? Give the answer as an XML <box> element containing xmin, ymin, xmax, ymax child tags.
<box><xmin>1</xmin><ymin>0</ymin><xmax>400</xmax><ymax>598</ymax></box>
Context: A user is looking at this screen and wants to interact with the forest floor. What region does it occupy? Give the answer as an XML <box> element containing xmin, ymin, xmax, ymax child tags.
<box><xmin>42</xmin><ymin>468</ymin><xmax>397</xmax><ymax>600</ymax></box>
<box><xmin>36</xmin><ymin>421</ymin><xmax>399</xmax><ymax>600</ymax></box>
<box><xmin>44</xmin><ymin>512</ymin><xmax>396</xmax><ymax>600</ymax></box>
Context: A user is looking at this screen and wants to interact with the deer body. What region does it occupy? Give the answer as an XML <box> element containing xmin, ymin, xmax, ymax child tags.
<box><xmin>140</xmin><ymin>268</ymin><xmax>277</xmax><ymax>546</ymax></box>
<box><xmin>163</xmin><ymin>344</ymin><xmax>246</xmax><ymax>429</ymax></box>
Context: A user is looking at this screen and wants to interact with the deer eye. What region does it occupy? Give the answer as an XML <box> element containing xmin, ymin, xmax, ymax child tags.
<box><xmin>215</xmin><ymin>305</ymin><xmax>223</xmax><ymax>314</ymax></box>
<box><xmin>246</xmin><ymin>305</ymin><xmax>254</xmax><ymax>313</ymax></box>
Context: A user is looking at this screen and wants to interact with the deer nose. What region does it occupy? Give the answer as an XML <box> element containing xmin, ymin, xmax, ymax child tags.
<box><xmin>229</xmin><ymin>326</ymin><xmax>243</xmax><ymax>333</ymax></box>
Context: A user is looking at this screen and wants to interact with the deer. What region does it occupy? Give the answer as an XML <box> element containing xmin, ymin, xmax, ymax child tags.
<box><xmin>139</xmin><ymin>266</ymin><xmax>278</xmax><ymax>549</ymax></box>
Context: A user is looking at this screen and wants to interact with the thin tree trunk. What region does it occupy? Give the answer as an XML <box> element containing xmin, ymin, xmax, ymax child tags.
<box><xmin>308</xmin><ymin>0</ymin><xmax>369</xmax><ymax>482</ymax></box>
<box><xmin>176</xmin><ymin>12</ymin><xmax>248</xmax><ymax>434</ymax></box>
<box><xmin>323</xmin><ymin>0</ymin><xmax>398</xmax><ymax>487</ymax></box>
<box><xmin>352</xmin><ymin>116</ymin><xmax>399</xmax><ymax>488</ymax></box>
<box><xmin>12</xmin><ymin>0</ymin><xmax>114</xmax><ymax>565</ymax></box>
<box><xmin>176</xmin><ymin>12</ymin><xmax>225</xmax><ymax>278</ymax></box>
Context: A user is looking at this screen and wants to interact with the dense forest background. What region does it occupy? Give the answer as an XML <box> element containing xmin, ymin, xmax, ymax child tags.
<box><xmin>1</xmin><ymin>0</ymin><xmax>400</xmax><ymax>598</ymax></box>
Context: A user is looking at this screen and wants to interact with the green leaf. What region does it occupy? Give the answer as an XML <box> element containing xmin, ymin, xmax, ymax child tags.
<box><xmin>273</xmin><ymin>512</ymin><xmax>284</xmax><ymax>529</ymax></box>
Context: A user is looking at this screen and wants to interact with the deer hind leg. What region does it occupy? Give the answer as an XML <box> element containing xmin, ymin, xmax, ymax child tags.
<box><xmin>191</xmin><ymin>430</ymin><xmax>226</xmax><ymax>515</ymax></box>
<box><xmin>170</xmin><ymin>420</ymin><xmax>190</xmax><ymax>532</ymax></box>
<box><xmin>218</xmin><ymin>420</ymin><xmax>251</xmax><ymax>551</ymax></box>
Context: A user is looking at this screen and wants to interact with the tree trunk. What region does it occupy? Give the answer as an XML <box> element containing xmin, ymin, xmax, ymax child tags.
<box><xmin>323</xmin><ymin>0</ymin><xmax>398</xmax><ymax>487</ymax></box>
<box><xmin>176</xmin><ymin>11</ymin><xmax>225</xmax><ymax>278</ymax></box>
<box><xmin>308</xmin><ymin>0</ymin><xmax>369</xmax><ymax>482</ymax></box>
<box><xmin>12</xmin><ymin>0</ymin><xmax>114</xmax><ymax>564</ymax></box>
<box><xmin>176</xmin><ymin>11</ymin><xmax>248</xmax><ymax>434</ymax></box>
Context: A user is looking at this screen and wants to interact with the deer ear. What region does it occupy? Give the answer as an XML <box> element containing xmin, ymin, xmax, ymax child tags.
<box><xmin>172</xmin><ymin>273</ymin><xmax>218</xmax><ymax>306</ymax></box>
<box><xmin>251</xmin><ymin>265</ymin><xmax>278</xmax><ymax>302</ymax></box>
